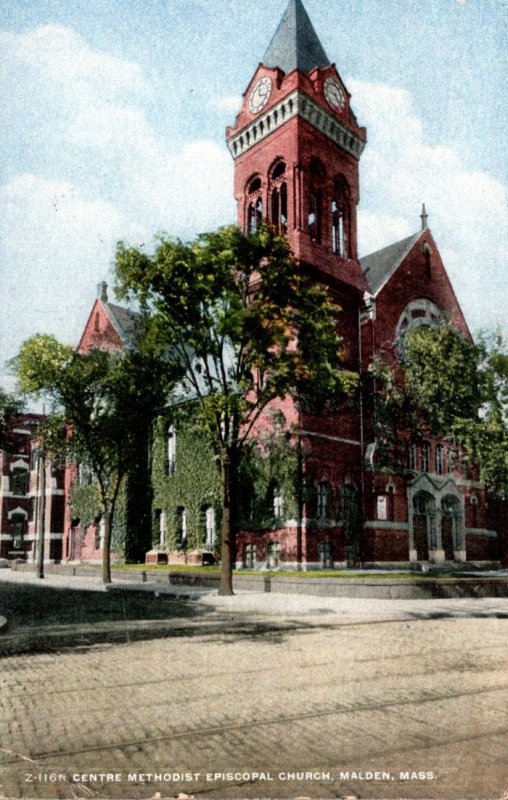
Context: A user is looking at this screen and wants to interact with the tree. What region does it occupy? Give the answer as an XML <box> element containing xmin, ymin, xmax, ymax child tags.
<box><xmin>15</xmin><ymin>326</ymin><xmax>173</xmax><ymax>583</ymax></box>
<box><xmin>115</xmin><ymin>224</ymin><xmax>358</xmax><ymax>595</ymax></box>
<box><xmin>0</xmin><ymin>387</ymin><xmax>23</xmax><ymax>450</ymax></box>
<box><xmin>370</xmin><ymin>323</ymin><xmax>508</xmax><ymax>495</ymax></box>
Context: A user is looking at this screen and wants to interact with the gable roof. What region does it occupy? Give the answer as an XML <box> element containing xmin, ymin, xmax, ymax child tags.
<box><xmin>262</xmin><ymin>0</ymin><xmax>330</xmax><ymax>75</ymax></box>
<box><xmin>361</xmin><ymin>232</ymin><xmax>423</xmax><ymax>296</ymax></box>
<box><xmin>105</xmin><ymin>302</ymin><xmax>140</xmax><ymax>344</ymax></box>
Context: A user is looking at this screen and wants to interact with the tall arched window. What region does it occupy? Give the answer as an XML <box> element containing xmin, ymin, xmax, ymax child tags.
<box><xmin>247</xmin><ymin>176</ymin><xmax>263</xmax><ymax>234</ymax></box>
<box><xmin>421</xmin><ymin>442</ymin><xmax>430</xmax><ymax>472</ymax></box>
<box><xmin>167</xmin><ymin>427</ymin><xmax>176</xmax><ymax>476</ymax></box>
<box><xmin>307</xmin><ymin>158</ymin><xmax>326</xmax><ymax>243</ymax></box>
<box><xmin>435</xmin><ymin>444</ymin><xmax>444</xmax><ymax>475</ymax></box>
<box><xmin>270</xmin><ymin>161</ymin><xmax>287</xmax><ymax>233</ymax></box>
<box><xmin>331</xmin><ymin>176</ymin><xmax>350</xmax><ymax>257</ymax></box>
<box><xmin>317</xmin><ymin>481</ymin><xmax>331</xmax><ymax>519</ymax></box>
<box><xmin>272</xmin><ymin>484</ymin><xmax>284</xmax><ymax>519</ymax></box>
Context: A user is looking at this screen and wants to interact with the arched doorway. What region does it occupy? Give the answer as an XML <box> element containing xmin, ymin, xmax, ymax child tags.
<box><xmin>412</xmin><ymin>492</ymin><xmax>435</xmax><ymax>561</ymax></box>
<box><xmin>441</xmin><ymin>495</ymin><xmax>461</xmax><ymax>560</ymax></box>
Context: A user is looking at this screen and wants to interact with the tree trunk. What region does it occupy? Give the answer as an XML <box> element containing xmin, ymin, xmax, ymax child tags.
<box><xmin>218</xmin><ymin>448</ymin><xmax>235</xmax><ymax>596</ymax></box>
<box><xmin>101</xmin><ymin>508</ymin><xmax>112</xmax><ymax>584</ymax></box>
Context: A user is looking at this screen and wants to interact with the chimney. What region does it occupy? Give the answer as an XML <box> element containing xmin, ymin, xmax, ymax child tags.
<box><xmin>420</xmin><ymin>203</ymin><xmax>428</xmax><ymax>231</ymax></box>
<box><xmin>97</xmin><ymin>281</ymin><xmax>108</xmax><ymax>302</ymax></box>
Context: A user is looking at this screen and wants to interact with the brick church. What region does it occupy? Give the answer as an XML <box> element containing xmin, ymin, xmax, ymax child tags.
<box><xmin>61</xmin><ymin>0</ymin><xmax>503</xmax><ymax>569</ymax></box>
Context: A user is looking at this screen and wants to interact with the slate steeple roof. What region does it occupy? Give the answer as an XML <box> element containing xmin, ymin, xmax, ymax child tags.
<box><xmin>262</xmin><ymin>0</ymin><xmax>330</xmax><ymax>75</ymax></box>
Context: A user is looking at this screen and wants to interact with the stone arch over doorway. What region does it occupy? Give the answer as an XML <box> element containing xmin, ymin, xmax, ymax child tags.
<box><xmin>408</xmin><ymin>475</ymin><xmax>464</xmax><ymax>563</ymax></box>
<box><xmin>411</xmin><ymin>491</ymin><xmax>436</xmax><ymax>561</ymax></box>
<box><xmin>441</xmin><ymin>494</ymin><xmax>465</xmax><ymax>562</ymax></box>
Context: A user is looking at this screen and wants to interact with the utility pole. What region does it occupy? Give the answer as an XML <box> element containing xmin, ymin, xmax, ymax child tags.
<box><xmin>36</xmin><ymin>449</ymin><xmax>46</xmax><ymax>579</ymax></box>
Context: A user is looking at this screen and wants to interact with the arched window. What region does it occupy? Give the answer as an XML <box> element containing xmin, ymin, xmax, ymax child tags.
<box><xmin>435</xmin><ymin>444</ymin><xmax>444</xmax><ymax>475</ymax></box>
<box><xmin>203</xmin><ymin>506</ymin><xmax>216</xmax><ymax>547</ymax></box>
<box><xmin>272</xmin><ymin>484</ymin><xmax>284</xmax><ymax>519</ymax></box>
<box><xmin>247</xmin><ymin>176</ymin><xmax>263</xmax><ymax>234</ymax></box>
<box><xmin>331</xmin><ymin>176</ymin><xmax>350</xmax><ymax>257</ymax></box>
<box><xmin>421</xmin><ymin>442</ymin><xmax>430</xmax><ymax>472</ymax></box>
<box><xmin>270</xmin><ymin>161</ymin><xmax>287</xmax><ymax>233</ymax></box>
<box><xmin>167</xmin><ymin>427</ymin><xmax>176</xmax><ymax>476</ymax></box>
<box><xmin>317</xmin><ymin>481</ymin><xmax>331</xmax><ymax>519</ymax></box>
<box><xmin>307</xmin><ymin>158</ymin><xmax>326</xmax><ymax>243</ymax></box>
<box><xmin>407</xmin><ymin>443</ymin><xmax>417</xmax><ymax>471</ymax></box>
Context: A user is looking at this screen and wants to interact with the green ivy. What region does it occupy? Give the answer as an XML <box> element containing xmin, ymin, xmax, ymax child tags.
<box><xmin>151</xmin><ymin>416</ymin><xmax>222</xmax><ymax>551</ymax></box>
<box><xmin>70</xmin><ymin>478</ymin><xmax>128</xmax><ymax>555</ymax></box>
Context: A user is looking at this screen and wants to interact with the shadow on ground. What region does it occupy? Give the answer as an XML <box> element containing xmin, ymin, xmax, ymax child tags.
<box><xmin>0</xmin><ymin>582</ymin><xmax>322</xmax><ymax>657</ymax></box>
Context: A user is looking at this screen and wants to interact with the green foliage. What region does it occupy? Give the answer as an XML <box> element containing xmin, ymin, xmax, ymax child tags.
<box><xmin>115</xmin><ymin>224</ymin><xmax>359</xmax><ymax>592</ymax></box>
<box><xmin>14</xmin><ymin>324</ymin><xmax>176</xmax><ymax>581</ymax></box>
<box><xmin>371</xmin><ymin>323</ymin><xmax>508</xmax><ymax>495</ymax></box>
<box><xmin>0</xmin><ymin>387</ymin><xmax>23</xmax><ymax>449</ymax></box>
<box><xmin>151</xmin><ymin>417</ymin><xmax>221</xmax><ymax>551</ymax></box>
<box><xmin>237</xmin><ymin>427</ymin><xmax>300</xmax><ymax>530</ymax></box>
<box><xmin>115</xmin><ymin>224</ymin><xmax>358</xmax><ymax>454</ymax></box>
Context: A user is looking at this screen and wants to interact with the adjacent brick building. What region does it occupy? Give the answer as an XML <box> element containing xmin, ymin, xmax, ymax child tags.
<box><xmin>0</xmin><ymin>415</ymin><xmax>64</xmax><ymax>562</ymax></box>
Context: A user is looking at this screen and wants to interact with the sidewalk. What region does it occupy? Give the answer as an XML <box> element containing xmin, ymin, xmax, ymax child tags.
<box><xmin>2</xmin><ymin>567</ymin><xmax>508</xmax><ymax>621</ymax></box>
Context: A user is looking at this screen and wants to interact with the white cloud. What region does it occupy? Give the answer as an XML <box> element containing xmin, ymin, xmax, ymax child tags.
<box><xmin>0</xmin><ymin>174</ymin><xmax>135</xmax><ymax>367</ymax></box>
<box><xmin>350</xmin><ymin>79</ymin><xmax>507</xmax><ymax>333</ymax></box>
<box><xmin>0</xmin><ymin>24</ymin><xmax>236</xmax><ymax>382</ymax></box>
<box><xmin>210</xmin><ymin>94</ymin><xmax>242</xmax><ymax>114</ymax></box>
<box><xmin>0</xmin><ymin>25</ymin><xmax>148</xmax><ymax>104</ymax></box>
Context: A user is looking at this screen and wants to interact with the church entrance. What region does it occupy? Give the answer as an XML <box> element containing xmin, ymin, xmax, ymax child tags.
<box><xmin>441</xmin><ymin>495</ymin><xmax>461</xmax><ymax>560</ymax></box>
<box><xmin>412</xmin><ymin>491</ymin><xmax>435</xmax><ymax>561</ymax></box>
<box><xmin>441</xmin><ymin>517</ymin><xmax>454</xmax><ymax>560</ymax></box>
<box><xmin>413</xmin><ymin>516</ymin><xmax>429</xmax><ymax>560</ymax></box>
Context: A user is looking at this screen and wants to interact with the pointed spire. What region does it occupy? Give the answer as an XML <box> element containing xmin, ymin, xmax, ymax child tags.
<box><xmin>420</xmin><ymin>203</ymin><xmax>428</xmax><ymax>230</ymax></box>
<box><xmin>262</xmin><ymin>0</ymin><xmax>330</xmax><ymax>75</ymax></box>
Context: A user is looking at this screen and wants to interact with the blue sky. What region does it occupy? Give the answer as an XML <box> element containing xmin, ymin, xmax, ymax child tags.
<box><xmin>1</xmin><ymin>0</ymin><xmax>506</xmax><ymax>389</ymax></box>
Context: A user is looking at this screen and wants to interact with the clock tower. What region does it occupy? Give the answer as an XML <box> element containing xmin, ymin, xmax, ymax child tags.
<box><xmin>226</xmin><ymin>0</ymin><xmax>368</xmax><ymax>295</ymax></box>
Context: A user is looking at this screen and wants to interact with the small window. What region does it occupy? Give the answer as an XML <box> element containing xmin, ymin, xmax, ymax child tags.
<box><xmin>12</xmin><ymin>468</ymin><xmax>28</xmax><ymax>496</ymax></box>
<box><xmin>317</xmin><ymin>481</ymin><xmax>330</xmax><ymax>519</ymax></box>
<box><xmin>244</xmin><ymin>543</ymin><xmax>256</xmax><ymax>569</ymax></box>
<box><xmin>266</xmin><ymin>542</ymin><xmax>281</xmax><ymax>569</ymax></box>
<box><xmin>167</xmin><ymin>427</ymin><xmax>176</xmax><ymax>476</ymax></box>
<box><xmin>272</xmin><ymin>485</ymin><xmax>284</xmax><ymax>519</ymax></box>
<box><xmin>11</xmin><ymin>514</ymin><xmax>25</xmax><ymax>550</ymax></box>
<box><xmin>204</xmin><ymin>506</ymin><xmax>216</xmax><ymax>548</ymax></box>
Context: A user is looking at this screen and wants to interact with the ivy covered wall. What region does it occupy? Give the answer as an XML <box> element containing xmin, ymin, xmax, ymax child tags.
<box><xmin>151</xmin><ymin>418</ymin><xmax>222</xmax><ymax>551</ymax></box>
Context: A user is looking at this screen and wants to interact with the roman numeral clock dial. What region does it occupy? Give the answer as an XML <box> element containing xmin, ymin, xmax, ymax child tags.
<box><xmin>248</xmin><ymin>77</ymin><xmax>272</xmax><ymax>114</ymax></box>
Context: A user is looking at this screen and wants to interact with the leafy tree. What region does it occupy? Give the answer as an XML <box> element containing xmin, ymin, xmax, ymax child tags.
<box><xmin>370</xmin><ymin>323</ymin><xmax>508</xmax><ymax>495</ymax></box>
<box><xmin>0</xmin><ymin>387</ymin><xmax>23</xmax><ymax>450</ymax></box>
<box><xmin>15</xmin><ymin>326</ymin><xmax>173</xmax><ymax>583</ymax></box>
<box><xmin>115</xmin><ymin>224</ymin><xmax>357</xmax><ymax>594</ymax></box>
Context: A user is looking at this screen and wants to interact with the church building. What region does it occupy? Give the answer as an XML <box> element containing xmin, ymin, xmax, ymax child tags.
<box><xmin>226</xmin><ymin>0</ymin><xmax>500</xmax><ymax>568</ymax></box>
<box><xmin>62</xmin><ymin>0</ymin><xmax>503</xmax><ymax>569</ymax></box>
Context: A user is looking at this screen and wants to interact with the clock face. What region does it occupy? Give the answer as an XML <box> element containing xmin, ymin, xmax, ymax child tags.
<box><xmin>248</xmin><ymin>77</ymin><xmax>272</xmax><ymax>114</ymax></box>
<box><xmin>324</xmin><ymin>77</ymin><xmax>346</xmax><ymax>111</ymax></box>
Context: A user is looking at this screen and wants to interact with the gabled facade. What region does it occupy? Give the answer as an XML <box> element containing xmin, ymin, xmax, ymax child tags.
<box><xmin>62</xmin><ymin>283</ymin><xmax>150</xmax><ymax>564</ymax></box>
